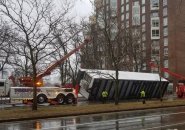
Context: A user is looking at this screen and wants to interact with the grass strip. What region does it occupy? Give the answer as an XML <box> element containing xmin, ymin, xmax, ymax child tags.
<box><xmin>0</xmin><ymin>99</ymin><xmax>185</xmax><ymax>122</ymax></box>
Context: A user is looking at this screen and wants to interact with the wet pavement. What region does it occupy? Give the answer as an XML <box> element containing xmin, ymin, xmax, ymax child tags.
<box><xmin>1</xmin><ymin>106</ymin><xmax>185</xmax><ymax>130</ymax></box>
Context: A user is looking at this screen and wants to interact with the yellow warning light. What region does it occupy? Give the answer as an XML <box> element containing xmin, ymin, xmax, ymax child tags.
<box><xmin>36</xmin><ymin>81</ymin><xmax>43</xmax><ymax>87</ymax></box>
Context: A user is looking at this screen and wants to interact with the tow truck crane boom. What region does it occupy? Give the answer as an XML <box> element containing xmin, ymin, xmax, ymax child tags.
<box><xmin>149</xmin><ymin>62</ymin><xmax>185</xmax><ymax>80</ymax></box>
<box><xmin>36</xmin><ymin>38</ymin><xmax>91</xmax><ymax>80</ymax></box>
<box><xmin>11</xmin><ymin>38</ymin><xmax>91</xmax><ymax>87</ymax></box>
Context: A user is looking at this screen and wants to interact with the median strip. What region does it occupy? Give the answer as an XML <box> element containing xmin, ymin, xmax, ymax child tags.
<box><xmin>0</xmin><ymin>99</ymin><xmax>185</xmax><ymax>122</ymax></box>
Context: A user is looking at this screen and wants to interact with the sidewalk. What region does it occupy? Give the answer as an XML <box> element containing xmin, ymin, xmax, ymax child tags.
<box><xmin>1</xmin><ymin>98</ymin><xmax>185</xmax><ymax>123</ymax></box>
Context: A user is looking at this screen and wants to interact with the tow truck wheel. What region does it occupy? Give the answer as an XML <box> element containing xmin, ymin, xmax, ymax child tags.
<box><xmin>56</xmin><ymin>94</ymin><xmax>65</xmax><ymax>104</ymax></box>
<box><xmin>37</xmin><ymin>94</ymin><xmax>47</xmax><ymax>104</ymax></box>
<box><xmin>66</xmin><ymin>94</ymin><xmax>75</xmax><ymax>104</ymax></box>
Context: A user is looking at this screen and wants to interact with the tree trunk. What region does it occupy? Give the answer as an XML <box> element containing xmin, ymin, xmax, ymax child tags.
<box><xmin>32</xmin><ymin>66</ymin><xmax>37</xmax><ymax>111</ymax></box>
<box><xmin>115</xmin><ymin>69</ymin><xmax>119</xmax><ymax>105</ymax></box>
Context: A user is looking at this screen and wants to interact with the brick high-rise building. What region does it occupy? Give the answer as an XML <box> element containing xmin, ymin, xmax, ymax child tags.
<box><xmin>82</xmin><ymin>0</ymin><xmax>185</xmax><ymax>82</ymax></box>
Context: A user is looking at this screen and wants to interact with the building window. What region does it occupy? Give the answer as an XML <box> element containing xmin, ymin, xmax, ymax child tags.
<box><xmin>142</xmin><ymin>33</ymin><xmax>146</xmax><ymax>41</ymax></box>
<box><xmin>110</xmin><ymin>0</ymin><xmax>117</xmax><ymax>16</ymax></box>
<box><xmin>163</xmin><ymin>17</ymin><xmax>168</xmax><ymax>26</ymax></box>
<box><xmin>142</xmin><ymin>6</ymin><xmax>145</xmax><ymax>14</ymax></box>
<box><xmin>164</xmin><ymin>48</ymin><xmax>168</xmax><ymax>56</ymax></box>
<box><xmin>126</xmin><ymin>12</ymin><xmax>129</xmax><ymax>19</ymax></box>
<box><xmin>121</xmin><ymin>0</ymin><xmax>124</xmax><ymax>5</ymax></box>
<box><xmin>132</xmin><ymin>2</ymin><xmax>140</xmax><ymax>25</ymax></box>
<box><xmin>151</xmin><ymin>41</ymin><xmax>160</xmax><ymax>57</ymax></box>
<box><xmin>106</xmin><ymin>14</ymin><xmax>109</xmax><ymax>19</ymax></box>
<box><xmin>151</xmin><ymin>56</ymin><xmax>160</xmax><ymax>64</ymax></box>
<box><xmin>151</xmin><ymin>12</ymin><xmax>158</xmax><ymax>18</ymax></box>
<box><xmin>133</xmin><ymin>1</ymin><xmax>139</xmax><ymax>6</ymax></box>
<box><xmin>163</xmin><ymin>27</ymin><xmax>168</xmax><ymax>36</ymax></box>
<box><xmin>164</xmin><ymin>38</ymin><xmax>168</xmax><ymax>46</ymax></box>
<box><xmin>142</xmin><ymin>24</ymin><xmax>146</xmax><ymax>32</ymax></box>
<box><xmin>106</xmin><ymin>5</ymin><xmax>109</xmax><ymax>11</ymax></box>
<box><xmin>164</xmin><ymin>60</ymin><xmax>168</xmax><ymax>68</ymax></box>
<box><xmin>133</xmin><ymin>16</ymin><xmax>140</xmax><ymax>25</ymax></box>
<box><xmin>121</xmin><ymin>6</ymin><xmax>124</xmax><ymax>13</ymax></box>
<box><xmin>105</xmin><ymin>0</ymin><xmax>109</xmax><ymax>4</ymax></box>
<box><xmin>163</xmin><ymin>0</ymin><xmax>167</xmax><ymax>6</ymax></box>
<box><xmin>152</xmin><ymin>47</ymin><xmax>160</xmax><ymax>55</ymax></box>
<box><xmin>142</xmin><ymin>42</ymin><xmax>146</xmax><ymax>50</ymax></box>
<box><xmin>126</xmin><ymin>4</ymin><xmax>129</xmax><ymax>11</ymax></box>
<box><xmin>163</xmin><ymin>8</ymin><xmax>167</xmax><ymax>16</ymax></box>
<box><xmin>121</xmin><ymin>14</ymin><xmax>124</xmax><ymax>21</ymax></box>
<box><xmin>142</xmin><ymin>15</ymin><xmax>145</xmax><ymax>23</ymax></box>
<box><xmin>151</xmin><ymin>17</ymin><xmax>160</xmax><ymax>39</ymax></box>
<box><xmin>151</xmin><ymin>18</ymin><xmax>159</xmax><ymax>27</ymax></box>
<box><xmin>152</xmin><ymin>29</ymin><xmax>160</xmax><ymax>37</ymax></box>
<box><xmin>151</xmin><ymin>0</ymin><xmax>159</xmax><ymax>10</ymax></box>
<box><xmin>126</xmin><ymin>0</ymin><xmax>129</xmax><ymax>3</ymax></box>
<box><xmin>152</xmin><ymin>40</ymin><xmax>159</xmax><ymax>47</ymax></box>
<box><xmin>142</xmin><ymin>0</ymin><xmax>146</xmax><ymax>5</ymax></box>
<box><xmin>132</xmin><ymin>28</ymin><xmax>139</xmax><ymax>36</ymax></box>
<box><xmin>110</xmin><ymin>0</ymin><xmax>117</xmax><ymax>9</ymax></box>
<box><xmin>164</xmin><ymin>72</ymin><xmax>169</xmax><ymax>78</ymax></box>
<box><xmin>126</xmin><ymin>20</ymin><xmax>129</xmax><ymax>28</ymax></box>
<box><xmin>110</xmin><ymin>24</ymin><xmax>117</xmax><ymax>40</ymax></box>
<box><xmin>142</xmin><ymin>63</ymin><xmax>147</xmax><ymax>70</ymax></box>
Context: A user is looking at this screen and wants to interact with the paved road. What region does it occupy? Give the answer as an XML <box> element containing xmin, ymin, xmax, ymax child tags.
<box><xmin>1</xmin><ymin>106</ymin><xmax>185</xmax><ymax>130</ymax></box>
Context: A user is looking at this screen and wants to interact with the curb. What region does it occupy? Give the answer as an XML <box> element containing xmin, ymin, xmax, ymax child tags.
<box><xmin>0</xmin><ymin>102</ymin><xmax>185</xmax><ymax>123</ymax></box>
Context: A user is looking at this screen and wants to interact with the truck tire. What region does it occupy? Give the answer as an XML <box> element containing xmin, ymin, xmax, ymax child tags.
<box><xmin>66</xmin><ymin>94</ymin><xmax>75</xmax><ymax>104</ymax></box>
<box><xmin>56</xmin><ymin>94</ymin><xmax>65</xmax><ymax>104</ymax></box>
<box><xmin>37</xmin><ymin>94</ymin><xmax>47</xmax><ymax>104</ymax></box>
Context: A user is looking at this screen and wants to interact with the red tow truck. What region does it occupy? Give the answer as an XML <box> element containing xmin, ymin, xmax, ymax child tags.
<box><xmin>5</xmin><ymin>38</ymin><xmax>91</xmax><ymax>104</ymax></box>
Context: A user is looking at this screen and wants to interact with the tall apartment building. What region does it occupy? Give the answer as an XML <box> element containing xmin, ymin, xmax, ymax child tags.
<box><xmin>82</xmin><ymin>0</ymin><xmax>185</xmax><ymax>81</ymax></box>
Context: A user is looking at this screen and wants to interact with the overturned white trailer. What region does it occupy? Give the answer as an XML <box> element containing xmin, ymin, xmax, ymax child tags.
<box><xmin>77</xmin><ymin>69</ymin><xmax>169</xmax><ymax>101</ymax></box>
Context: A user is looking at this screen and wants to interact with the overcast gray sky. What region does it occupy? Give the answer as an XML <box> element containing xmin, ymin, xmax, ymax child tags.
<box><xmin>47</xmin><ymin>0</ymin><xmax>94</xmax><ymax>83</ymax></box>
<box><xmin>50</xmin><ymin>0</ymin><xmax>94</xmax><ymax>84</ymax></box>
<box><xmin>55</xmin><ymin>0</ymin><xmax>94</xmax><ymax>22</ymax></box>
<box><xmin>73</xmin><ymin>0</ymin><xmax>93</xmax><ymax>18</ymax></box>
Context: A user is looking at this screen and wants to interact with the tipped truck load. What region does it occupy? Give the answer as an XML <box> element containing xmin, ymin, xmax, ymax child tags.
<box><xmin>77</xmin><ymin>69</ymin><xmax>169</xmax><ymax>101</ymax></box>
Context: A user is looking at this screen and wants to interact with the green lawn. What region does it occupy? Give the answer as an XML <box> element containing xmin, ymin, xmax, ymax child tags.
<box><xmin>0</xmin><ymin>99</ymin><xmax>185</xmax><ymax>122</ymax></box>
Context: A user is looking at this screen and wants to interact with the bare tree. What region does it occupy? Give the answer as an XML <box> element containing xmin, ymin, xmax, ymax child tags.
<box><xmin>81</xmin><ymin>2</ymin><xmax>144</xmax><ymax>105</ymax></box>
<box><xmin>0</xmin><ymin>19</ymin><xmax>15</xmax><ymax>77</ymax></box>
<box><xmin>0</xmin><ymin>0</ymin><xmax>74</xmax><ymax>110</ymax></box>
<box><xmin>47</xmin><ymin>17</ymin><xmax>86</xmax><ymax>87</ymax></box>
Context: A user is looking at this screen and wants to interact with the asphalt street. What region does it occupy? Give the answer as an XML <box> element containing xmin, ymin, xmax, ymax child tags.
<box><xmin>1</xmin><ymin>106</ymin><xmax>185</xmax><ymax>130</ymax></box>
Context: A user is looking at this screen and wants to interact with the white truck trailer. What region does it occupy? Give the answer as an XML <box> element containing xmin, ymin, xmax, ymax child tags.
<box><xmin>77</xmin><ymin>69</ymin><xmax>169</xmax><ymax>101</ymax></box>
<box><xmin>0</xmin><ymin>79</ymin><xmax>77</xmax><ymax>104</ymax></box>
